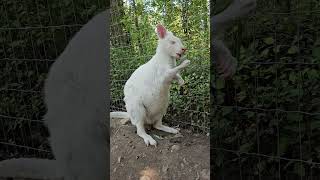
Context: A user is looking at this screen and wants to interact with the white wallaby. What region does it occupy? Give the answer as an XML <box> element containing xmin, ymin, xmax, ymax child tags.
<box><xmin>0</xmin><ymin>10</ymin><xmax>108</xmax><ymax>180</ymax></box>
<box><xmin>110</xmin><ymin>24</ymin><xmax>190</xmax><ymax>146</ymax></box>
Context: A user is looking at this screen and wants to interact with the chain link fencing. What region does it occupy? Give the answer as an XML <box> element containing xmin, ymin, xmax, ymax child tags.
<box><xmin>110</xmin><ymin>0</ymin><xmax>210</xmax><ymax>134</ymax></box>
<box><xmin>0</xmin><ymin>0</ymin><xmax>106</xmax><ymax>162</ymax></box>
<box><xmin>212</xmin><ymin>0</ymin><xmax>320</xmax><ymax>179</ymax></box>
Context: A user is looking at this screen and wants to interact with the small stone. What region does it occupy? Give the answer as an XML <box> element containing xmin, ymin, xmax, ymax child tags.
<box><xmin>171</xmin><ymin>145</ymin><xmax>180</xmax><ymax>152</ymax></box>
<box><xmin>200</xmin><ymin>169</ymin><xmax>210</xmax><ymax>180</ymax></box>
<box><xmin>162</xmin><ymin>165</ymin><xmax>169</xmax><ymax>173</ymax></box>
<box><xmin>185</xmin><ymin>129</ymin><xmax>192</xmax><ymax>133</ymax></box>
<box><xmin>153</xmin><ymin>134</ymin><xmax>164</xmax><ymax>140</ymax></box>
<box><xmin>120</xmin><ymin>118</ymin><xmax>130</xmax><ymax>125</ymax></box>
<box><xmin>183</xmin><ymin>158</ymin><xmax>188</xmax><ymax>165</ymax></box>
<box><xmin>195</xmin><ymin>172</ymin><xmax>200</xmax><ymax>180</ymax></box>
<box><xmin>117</xmin><ymin>156</ymin><xmax>123</xmax><ymax>163</ymax></box>
<box><xmin>111</xmin><ymin>145</ymin><xmax>118</xmax><ymax>152</ymax></box>
<box><xmin>113</xmin><ymin>167</ymin><xmax>117</xmax><ymax>172</ymax></box>
<box><xmin>136</xmin><ymin>155</ymin><xmax>140</xmax><ymax>159</ymax></box>
<box><xmin>173</xmin><ymin>133</ymin><xmax>184</xmax><ymax>138</ymax></box>
<box><xmin>206</xmin><ymin>133</ymin><xmax>210</xmax><ymax>136</ymax></box>
<box><xmin>180</xmin><ymin>163</ymin><xmax>184</xmax><ymax>168</ymax></box>
<box><xmin>131</xmin><ymin>145</ymin><xmax>135</xmax><ymax>149</ymax></box>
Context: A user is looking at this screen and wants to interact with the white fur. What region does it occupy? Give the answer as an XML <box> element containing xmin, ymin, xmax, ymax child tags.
<box><xmin>0</xmin><ymin>10</ymin><xmax>108</xmax><ymax>179</ymax></box>
<box><xmin>111</xmin><ymin>24</ymin><xmax>190</xmax><ymax>146</ymax></box>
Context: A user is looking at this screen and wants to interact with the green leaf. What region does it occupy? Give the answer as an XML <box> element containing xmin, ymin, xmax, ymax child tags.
<box><xmin>222</xmin><ymin>106</ymin><xmax>233</xmax><ymax>116</ymax></box>
<box><xmin>307</xmin><ymin>69</ymin><xmax>318</xmax><ymax>79</ymax></box>
<box><xmin>288</xmin><ymin>46</ymin><xmax>299</xmax><ymax>54</ymax></box>
<box><xmin>289</xmin><ymin>73</ymin><xmax>297</xmax><ymax>82</ymax></box>
<box><xmin>237</xmin><ymin>91</ymin><xmax>247</xmax><ymax>102</ymax></box>
<box><xmin>263</xmin><ymin>37</ymin><xmax>274</xmax><ymax>45</ymax></box>
<box><xmin>239</xmin><ymin>142</ymin><xmax>253</xmax><ymax>152</ymax></box>
<box><xmin>312</xmin><ymin>47</ymin><xmax>320</xmax><ymax>59</ymax></box>
<box><xmin>246</xmin><ymin>111</ymin><xmax>254</xmax><ymax>118</ymax></box>
<box><xmin>261</xmin><ymin>48</ymin><xmax>269</xmax><ymax>56</ymax></box>
<box><xmin>288</xmin><ymin>89</ymin><xmax>300</xmax><ymax>97</ymax></box>
<box><xmin>216</xmin><ymin>78</ymin><xmax>225</xmax><ymax>90</ymax></box>
<box><xmin>274</xmin><ymin>45</ymin><xmax>281</xmax><ymax>53</ymax></box>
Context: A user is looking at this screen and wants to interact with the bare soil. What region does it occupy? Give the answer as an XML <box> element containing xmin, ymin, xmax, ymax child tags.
<box><xmin>111</xmin><ymin>118</ymin><xmax>210</xmax><ymax>180</ymax></box>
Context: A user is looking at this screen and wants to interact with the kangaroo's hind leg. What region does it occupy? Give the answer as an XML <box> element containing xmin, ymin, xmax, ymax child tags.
<box><xmin>152</xmin><ymin>114</ymin><xmax>179</xmax><ymax>134</ymax></box>
<box><xmin>126</xmin><ymin>101</ymin><xmax>157</xmax><ymax>146</ymax></box>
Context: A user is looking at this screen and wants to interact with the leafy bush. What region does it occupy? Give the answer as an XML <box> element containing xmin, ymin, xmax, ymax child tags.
<box><xmin>212</xmin><ymin>0</ymin><xmax>320</xmax><ymax>178</ymax></box>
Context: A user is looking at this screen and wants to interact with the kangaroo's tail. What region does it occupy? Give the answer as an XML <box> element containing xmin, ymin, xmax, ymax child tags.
<box><xmin>110</xmin><ymin>111</ymin><xmax>130</xmax><ymax>120</ymax></box>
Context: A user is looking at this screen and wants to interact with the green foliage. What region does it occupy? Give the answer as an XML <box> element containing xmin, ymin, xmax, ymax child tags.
<box><xmin>111</xmin><ymin>0</ymin><xmax>210</xmax><ymax>132</ymax></box>
<box><xmin>212</xmin><ymin>0</ymin><xmax>320</xmax><ymax>178</ymax></box>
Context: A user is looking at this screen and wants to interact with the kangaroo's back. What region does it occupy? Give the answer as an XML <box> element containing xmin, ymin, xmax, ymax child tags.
<box><xmin>0</xmin><ymin>10</ymin><xmax>109</xmax><ymax>180</ymax></box>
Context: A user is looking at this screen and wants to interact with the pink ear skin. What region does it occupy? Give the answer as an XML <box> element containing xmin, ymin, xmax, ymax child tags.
<box><xmin>156</xmin><ymin>24</ymin><xmax>166</xmax><ymax>39</ymax></box>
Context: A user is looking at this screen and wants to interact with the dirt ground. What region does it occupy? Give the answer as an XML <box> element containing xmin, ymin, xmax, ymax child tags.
<box><xmin>0</xmin><ymin>119</ymin><xmax>209</xmax><ymax>180</ymax></box>
<box><xmin>111</xmin><ymin>118</ymin><xmax>210</xmax><ymax>180</ymax></box>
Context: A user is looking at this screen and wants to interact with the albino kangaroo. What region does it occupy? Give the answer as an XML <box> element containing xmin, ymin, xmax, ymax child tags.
<box><xmin>111</xmin><ymin>24</ymin><xmax>190</xmax><ymax>146</ymax></box>
<box><xmin>0</xmin><ymin>10</ymin><xmax>108</xmax><ymax>180</ymax></box>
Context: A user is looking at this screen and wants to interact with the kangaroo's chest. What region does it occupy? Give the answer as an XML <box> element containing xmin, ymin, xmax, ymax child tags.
<box><xmin>143</xmin><ymin>66</ymin><xmax>170</xmax><ymax>107</ymax></box>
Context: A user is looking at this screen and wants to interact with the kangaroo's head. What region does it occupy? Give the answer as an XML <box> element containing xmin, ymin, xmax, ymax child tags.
<box><xmin>155</xmin><ymin>24</ymin><xmax>187</xmax><ymax>59</ymax></box>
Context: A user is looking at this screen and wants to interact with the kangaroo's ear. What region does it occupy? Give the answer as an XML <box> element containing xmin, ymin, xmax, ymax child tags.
<box><xmin>155</xmin><ymin>24</ymin><xmax>167</xmax><ymax>39</ymax></box>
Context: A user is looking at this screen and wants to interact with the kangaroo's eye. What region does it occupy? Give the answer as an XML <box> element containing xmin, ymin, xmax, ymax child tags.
<box><xmin>171</xmin><ymin>41</ymin><xmax>176</xmax><ymax>44</ymax></box>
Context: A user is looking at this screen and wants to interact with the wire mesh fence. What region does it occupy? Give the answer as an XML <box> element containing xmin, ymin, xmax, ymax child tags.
<box><xmin>0</xmin><ymin>0</ymin><xmax>106</xmax><ymax>161</ymax></box>
<box><xmin>4</xmin><ymin>0</ymin><xmax>320</xmax><ymax>178</ymax></box>
<box><xmin>212</xmin><ymin>0</ymin><xmax>320</xmax><ymax>179</ymax></box>
<box><xmin>110</xmin><ymin>0</ymin><xmax>210</xmax><ymax>134</ymax></box>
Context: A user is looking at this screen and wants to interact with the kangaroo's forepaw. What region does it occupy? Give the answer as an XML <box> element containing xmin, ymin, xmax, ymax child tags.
<box><xmin>178</xmin><ymin>78</ymin><xmax>185</xmax><ymax>86</ymax></box>
<box><xmin>182</xmin><ymin>60</ymin><xmax>191</xmax><ymax>66</ymax></box>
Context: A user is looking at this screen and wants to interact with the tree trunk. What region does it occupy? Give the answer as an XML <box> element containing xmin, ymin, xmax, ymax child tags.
<box><xmin>131</xmin><ymin>0</ymin><xmax>143</xmax><ymax>55</ymax></box>
<box><xmin>203</xmin><ymin>1</ymin><xmax>208</xmax><ymax>30</ymax></box>
<box><xmin>110</xmin><ymin>0</ymin><xmax>131</xmax><ymax>47</ymax></box>
<box><xmin>182</xmin><ymin>0</ymin><xmax>189</xmax><ymax>36</ymax></box>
